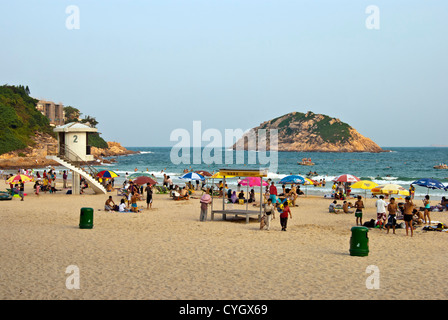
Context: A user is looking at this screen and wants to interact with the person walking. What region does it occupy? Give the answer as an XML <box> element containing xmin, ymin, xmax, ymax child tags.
<box><xmin>18</xmin><ymin>180</ymin><xmax>24</xmax><ymax>201</ymax></box>
<box><xmin>262</xmin><ymin>199</ymin><xmax>275</xmax><ymax>231</ymax></box>
<box><xmin>62</xmin><ymin>170</ymin><xmax>68</xmax><ymax>189</ymax></box>
<box><xmin>279</xmin><ymin>202</ymin><xmax>292</xmax><ymax>231</ymax></box>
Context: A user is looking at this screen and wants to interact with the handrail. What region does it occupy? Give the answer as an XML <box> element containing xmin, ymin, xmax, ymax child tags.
<box><xmin>47</xmin><ymin>143</ymin><xmax>99</xmax><ymax>180</ymax></box>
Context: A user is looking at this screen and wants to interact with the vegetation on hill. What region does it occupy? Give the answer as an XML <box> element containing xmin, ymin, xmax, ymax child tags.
<box><xmin>0</xmin><ymin>85</ymin><xmax>54</xmax><ymax>155</ymax></box>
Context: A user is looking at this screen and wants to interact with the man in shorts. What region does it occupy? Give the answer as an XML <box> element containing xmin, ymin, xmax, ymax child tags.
<box><xmin>145</xmin><ymin>182</ymin><xmax>153</xmax><ymax>209</ymax></box>
<box><xmin>354</xmin><ymin>196</ymin><xmax>364</xmax><ymax>226</ymax></box>
<box><xmin>403</xmin><ymin>196</ymin><xmax>415</xmax><ymax>237</ymax></box>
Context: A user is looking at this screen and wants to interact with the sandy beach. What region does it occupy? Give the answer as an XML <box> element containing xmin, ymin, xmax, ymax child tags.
<box><xmin>1</xmin><ymin>180</ymin><xmax>448</xmax><ymax>300</ymax></box>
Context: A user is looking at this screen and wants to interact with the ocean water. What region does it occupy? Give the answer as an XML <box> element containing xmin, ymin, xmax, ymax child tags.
<box><xmin>94</xmin><ymin>147</ymin><xmax>448</xmax><ymax>200</ymax></box>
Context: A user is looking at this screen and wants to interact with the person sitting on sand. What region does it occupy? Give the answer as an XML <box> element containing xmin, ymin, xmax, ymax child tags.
<box><xmin>118</xmin><ymin>199</ymin><xmax>127</xmax><ymax>212</ymax></box>
<box><xmin>343</xmin><ymin>201</ymin><xmax>353</xmax><ymax>214</ymax></box>
<box><xmin>180</xmin><ymin>187</ymin><xmax>190</xmax><ymax>199</ymax></box>
<box><xmin>248</xmin><ymin>189</ymin><xmax>256</xmax><ymax>203</ymax></box>
<box><xmin>329</xmin><ymin>200</ymin><xmax>337</xmax><ymax>213</ymax></box>
<box><xmin>105</xmin><ymin>196</ymin><xmax>116</xmax><ymax>211</ymax></box>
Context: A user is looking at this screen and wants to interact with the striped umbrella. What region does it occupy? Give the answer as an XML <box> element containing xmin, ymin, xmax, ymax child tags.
<box><xmin>6</xmin><ymin>174</ymin><xmax>33</xmax><ymax>183</ymax></box>
<box><xmin>333</xmin><ymin>174</ymin><xmax>360</xmax><ymax>183</ymax></box>
<box><xmin>97</xmin><ymin>170</ymin><xmax>119</xmax><ymax>179</ymax></box>
<box><xmin>179</xmin><ymin>172</ymin><xmax>205</xmax><ymax>181</ymax></box>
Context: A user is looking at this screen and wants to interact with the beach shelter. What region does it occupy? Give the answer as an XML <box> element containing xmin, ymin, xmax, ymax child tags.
<box><xmin>411</xmin><ymin>178</ymin><xmax>446</xmax><ymax>195</ymax></box>
<box><xmin>371</xmin><ymin>184</ymin><xmax>409</xmax><ymax>197</ymax></box>
<box><xmin>97</xmin><ymin>170</ymin><xmax>119</xmax><ymax>179</ymax></box>
<box><xmin>278</xmin><ymin>175</ymin><xmax>306</xmax><ymax>185</ymax></box>
<box><xmin>210</xmin><ymin>168</ymin><xmax>268</xmax><ymax>224</ymax></box>
<box><xmin>6</xmin><ymin>174</ymin><xmax>33</xmax><ymax>184</ymax></box>
<box><xmin>351</xmin><ymin>180</ymin><xmax>378</xmax><ymax>198</ymax></box>
<box><xmin>333</xmin><ymin>174</ymin><xmax>360</xmax><ymax>183</ymax></box>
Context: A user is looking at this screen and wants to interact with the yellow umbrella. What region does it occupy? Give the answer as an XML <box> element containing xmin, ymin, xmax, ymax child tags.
<box><xmin>371</xmin><ymin>184</ymin><xmax>410</xmax><ymax>196</ymax></box>
<box><xmin>351</xmin><ymin>180</ymin><xmax>378</xmax><ymax>198</ymax></box>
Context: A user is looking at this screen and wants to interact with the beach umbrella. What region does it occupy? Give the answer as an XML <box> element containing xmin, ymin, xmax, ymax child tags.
<box><xmin>6</xmin><ymin>174</ymin><xmax>33</xmax><ymax>184</ymax></box>
<box><xmin>278</xmin><ymin>175</ymin><xmax>306</xmax><ymax>185</ymax></box>
<box><xmin>333</xmin><ymin>174</ymin><xmax>360</xmax><ymax>183</ymax></box>
<box><xmin>371</xmin><ymin>184</ymin><xmax>410</xmax><ymax>197</ymax></box>
<box><xmin>200</xmin><ymin>194</ymin><xmax>212</xmax><ymax>204</ymax></box>
<box><xmin>411</xmin><ymin>178</ymin><xmax>446</xmax><ymax>191</ymax></box>
<box><xmin>132</xmin><ymin>176</ymin><xmax>157</xmax><ymax>186</ymax></box>
<box><xmin>128</xmin><ymin>172</ymin><xmax>158</xmax><ymax>182</ymax></box>
<box><xmin>351</xmin><ymin>180</ymin><xmax>378</xmax><ymax>198</ymax></box>
<box><xmin>304</xmin><ymin>178</ymin><xmax>316</xmax><ymax>185</ymax></box>
<box><xmin>97</xmin><ymin>170</ymin><xmax>119</xmax><ymax>179</ymax></box>
<box><xmin>179</xmin><ymin>172</ymin><xmax>205</xmax><ymax>181</ymax></box>
<box><xmin>195</xmin><ymin>170</ymin><xmax>212</xmax><ymax>177</ymax></box>
<box><xmin>239</xmin><ymin>177</ymin><xmax>268</xmax><ymax>187</ymax></box>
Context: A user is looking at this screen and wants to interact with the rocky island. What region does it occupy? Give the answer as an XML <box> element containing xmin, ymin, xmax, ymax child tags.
<box><xmin>233</xmin><ymin>111</ymin><xmax>384</xmax><ymax>153</ymax></box>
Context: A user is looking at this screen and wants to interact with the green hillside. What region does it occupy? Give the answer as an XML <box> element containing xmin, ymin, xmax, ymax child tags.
<box><xmin>0</xmin><ymin>84</ymin><xmax>109</xmax><ymax>155</ymax></box>
<box><xmin>0</xmin><ymin>85</ymin><xmax>54</xmax><ymax>155</ymax></box>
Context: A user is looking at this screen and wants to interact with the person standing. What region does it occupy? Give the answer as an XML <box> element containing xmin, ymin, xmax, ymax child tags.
<box><xmin>269</xmin><ymin>182</ymin><xmax>278</xmax><ymax>204</ymax></box>
<box><xmin>375</xmin><ymin>195</ymin><xmax>387</xmax><ymax>229</ymax></box>
<box><xmin>280</xmin><ymin>202</ymin><xmax>292</xmax><ymax>231</ymax></box>
<box><xmin>62</xmin><ymin>170</ymin><xmax>68</xmax><ymax>189</ymax></box>
<box><xmin>199</xmin><ymin>200</ymin><xmax>208</xmax><ymax>221</ymax></box>
<box><xmin>386</xmin><ymin>197</ymin><xmax>398</xmax><ymax>234</ymax></box>
<box><xmin>145</xmin><ymin>183</ymin><xmax>153</xmax><ymax>209</ymax></box>
<box><xmin>403</xmin><ymin>196</ymin><xmax>415</xmax><ymax>237</ymax></box>
<box><xmin>423</xmin><ymin>195</ymin><xmax>431</xmax><ymax>225</ymax></box>
<box><xmin>18</xmin><ymin>180</ymin><xmax>24</xmax><ymax>201</ymax></box>
<box><xmin>262</xmin><ymin>199</ymin><xmax>275</xmax><ymax>231</ymax></box>
<box><xmin>354</xmin><ymin>196</ymin><xmax>364</xmax><ymax>226</ymax></box>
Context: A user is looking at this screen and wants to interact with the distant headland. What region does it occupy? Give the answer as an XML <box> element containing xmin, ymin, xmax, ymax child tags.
<box><xmin>233</xmin><ymin>111</ymin><xmax>384</xmax><ymax>153</ymax></box>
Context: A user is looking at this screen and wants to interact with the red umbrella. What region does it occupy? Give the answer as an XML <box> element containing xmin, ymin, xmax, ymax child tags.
<box><xmin>195</xmin><ymin>170</ymin><xmax>212</xmax><ymax>177</ymax></box>
<box><xmin>333</xmin><ymin>174</ymin><xmax>360</xmax><ymax>183</ymax></box>
<box><xmin>132</xmin><ymin>176</ymin><xmax>157</xmax><ymax>185</ymax></box>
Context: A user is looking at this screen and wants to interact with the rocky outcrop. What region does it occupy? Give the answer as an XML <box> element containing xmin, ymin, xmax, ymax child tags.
<box><xmin>233</xmin><ymin>111</ymin><xmax>384</xmax><ymax>153</ymax></box>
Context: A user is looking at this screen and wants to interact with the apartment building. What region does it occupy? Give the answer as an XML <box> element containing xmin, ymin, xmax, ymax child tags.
<box><xmin>36</xmin><ymin>100</ymin><xmax>65</xmax><ymax>126</ymax></box>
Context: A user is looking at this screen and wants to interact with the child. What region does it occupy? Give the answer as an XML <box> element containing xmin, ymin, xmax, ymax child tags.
<box><xmin>354</xmin><ymin>196</ymin><xmax>364</xmax><ymax>226</ymax></box>
<box><xmin>34</xmin><ymin>181</ymin><xmax>40</xmax><ymax>196</ymax></box>
<box><xmin>280</xmin><ymin>203</ymin><xmax>292</xmax><ymax>231</ymax></box>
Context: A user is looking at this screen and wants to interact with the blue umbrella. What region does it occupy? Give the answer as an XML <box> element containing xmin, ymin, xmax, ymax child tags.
<box><xmin>411</xmin><ymin>178</ymin><xmax>446</xmax><ymax>195</ymax></box>
<box><xmin>278</xmin><ymin>175</ymin><xmax>306</xmax><ymax>185</ymax></box>
<box><xmin>179</xmin><ymin>172</ymin><xmax>205</xmax><ymax>181</ymax></box>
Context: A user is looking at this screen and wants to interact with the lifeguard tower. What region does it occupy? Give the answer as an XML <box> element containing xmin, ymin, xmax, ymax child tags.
<box><xmin>46</xmin><ymin>122</ymin><xmax>106</xmax><ymax>194</ymax></box>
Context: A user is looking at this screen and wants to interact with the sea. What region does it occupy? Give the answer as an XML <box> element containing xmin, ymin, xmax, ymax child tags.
<box><xmin>92</xmin><ymin>147</ymin><xmax>448</xmax><ymax>200</ymax></box>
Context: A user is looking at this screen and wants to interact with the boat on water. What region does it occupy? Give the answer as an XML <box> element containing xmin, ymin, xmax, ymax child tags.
<box><xmin>434</xmin><ymin>163</ymin><xmax>448</xmax><ymax>169</ymax></box>
<box><xmin>298</xmin><ymin>158</ymin><xmax>315</xmax><ymax>166</ymax></box>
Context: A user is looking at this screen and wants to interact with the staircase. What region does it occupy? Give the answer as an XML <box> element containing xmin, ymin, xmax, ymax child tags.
<box><xmin>46</xmin><ymin>145</ymin><xmax>106</xmax><ymax>194</ymax></box>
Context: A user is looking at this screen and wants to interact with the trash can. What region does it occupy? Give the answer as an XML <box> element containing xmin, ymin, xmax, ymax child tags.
<box><xmin>79</xmin><ymin>207</ymin><xmax>94</xmax><ymax>229</ymax></box>
<box><xmin>349</xmin><ymin>226</ymin><xmax>369</xmax><ymax>256</ymax></box>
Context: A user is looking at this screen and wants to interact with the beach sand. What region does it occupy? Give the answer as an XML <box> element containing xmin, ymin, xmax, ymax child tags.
<box><xmin>1</xmin><ymin>180</ymin><xmax>448</xmax><ymax>300</ymax></box>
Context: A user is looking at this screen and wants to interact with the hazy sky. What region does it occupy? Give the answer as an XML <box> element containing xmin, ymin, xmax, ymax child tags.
<box><xmin>1</xmin><ymin>1</ymin><xmax>447</xmax><ymax>148</ymax></box>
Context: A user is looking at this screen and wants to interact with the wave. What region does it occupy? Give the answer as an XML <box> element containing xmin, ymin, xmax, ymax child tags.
<box><xmin>139</xmin><ymin>151</ymin><xmax>154</xmax><ymax>154</ymax></box>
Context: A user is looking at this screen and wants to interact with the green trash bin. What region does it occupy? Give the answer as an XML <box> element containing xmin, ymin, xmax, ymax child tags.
<box><xmin>350</xmin><ymin>226</ymin><xmax>369</xmax><ymax>256</ymax></box>
<box><xmin>79</xmin><ymin>207</ymin><xmax>94</xmax><ymax>229</ymax></box>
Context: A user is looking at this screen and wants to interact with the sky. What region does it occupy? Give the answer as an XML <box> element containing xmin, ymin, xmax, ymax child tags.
<box><xmin>1</xmin><ymin>0</ymin><xmax>447</xmax><ymax>148</ymax></box>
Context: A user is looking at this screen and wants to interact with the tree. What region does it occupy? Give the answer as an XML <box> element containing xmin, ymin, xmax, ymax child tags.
<box><xmin>64</xmin><ymin>106</ymin><xmax>81</xmax><ymax>123</ymax></box>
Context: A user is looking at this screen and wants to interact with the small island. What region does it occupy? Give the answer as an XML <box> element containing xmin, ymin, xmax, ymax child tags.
<box><xmin>233</xmin><ymin>111</ymin><xmax>384</xmax><ymax>153</ymax></box>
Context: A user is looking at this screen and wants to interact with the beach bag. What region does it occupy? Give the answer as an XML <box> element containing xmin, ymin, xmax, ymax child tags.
<box><xmin>363</xmin><ymin>219</ymin><xmax>375</xmax><ymax>228</ymax></box>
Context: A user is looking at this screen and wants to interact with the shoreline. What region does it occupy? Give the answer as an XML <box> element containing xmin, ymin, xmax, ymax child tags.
<box><xmin>1</xmin><ymin>179</ymin><xmax>448</xmax><ymax>300</ymax></box>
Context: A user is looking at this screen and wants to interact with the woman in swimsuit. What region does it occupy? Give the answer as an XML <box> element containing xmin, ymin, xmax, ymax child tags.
<box><xmin>423</xmin><ymin>195</ymin><xmax>431</xmax><ymax>225</ymax></box>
